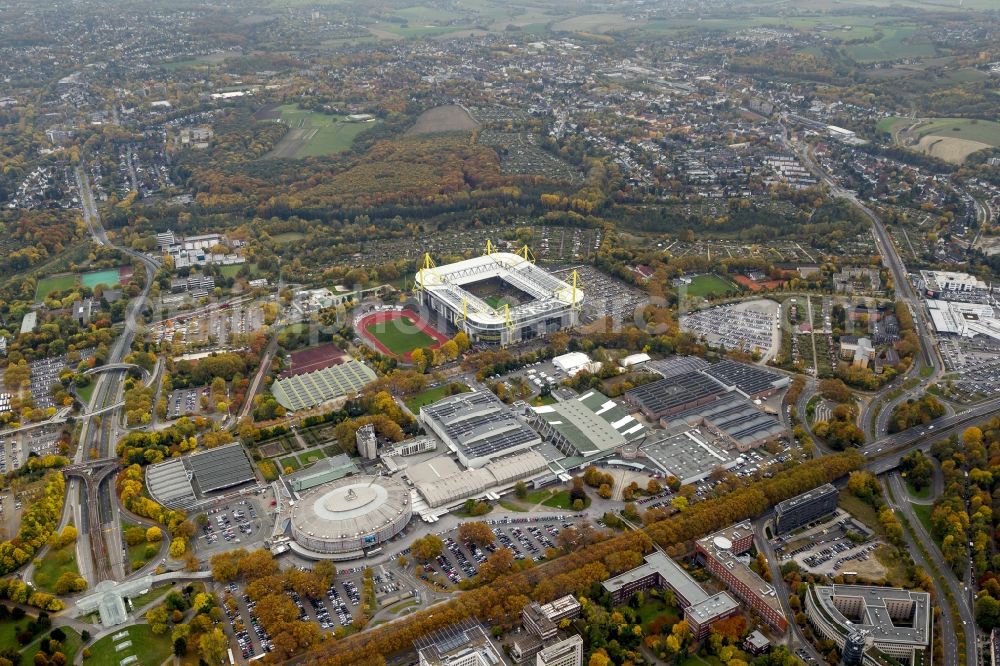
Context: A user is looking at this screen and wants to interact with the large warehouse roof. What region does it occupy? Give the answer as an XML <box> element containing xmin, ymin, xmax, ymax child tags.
<box><xmin>701</xmin><ymin>360</ymin><xmax>788</xmax><ymax>397</ymax></box>
<box><xmin>415</xmin><ymin>252</ymin><xmax>583</xmax><ymax>327</ymax></box>
<box><xmin>670</xmin><ymin>393</ymin><xmax>785</xmax><ymax>448</ymax></box>
<box><xmin>421</xmin><ymin>390</ymin><xmax>540</xmax><ymax>464</ymax></box>
<box><xmin>625</xmin><ymin>370</ymin><xmax>726</xmax><ymax>419</ymax></box>
<box><xmin>412</xmin><ymin>450</ymin><xmax>548</xmax><ymax>508</ymax></box>
<box><xmin>186</xmin><ymin>443</ymin><xmax>256</xmax><ymax>494</ymax></box>
<box><xmin>272</xmin><ymin>359</ymin><xmax>376</xmax><ymax>411</ymax></box>
<box><xmin>532</xmin><ymin>390</ymin><xmax>645</xmax><ymax>456</ymax></box>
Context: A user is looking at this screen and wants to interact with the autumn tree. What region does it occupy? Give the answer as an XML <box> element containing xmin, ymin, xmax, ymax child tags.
<box><xmin>457</xmin><ymin>522</ymin><xmax>495</xmax><ymax>548</ymax></box>
<box><xmin>411</xmin><ymin>535</ymin><xmax>444</xmax><ymax>562</ymax></box>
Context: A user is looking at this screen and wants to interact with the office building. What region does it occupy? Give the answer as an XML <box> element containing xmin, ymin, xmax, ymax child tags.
<box><xmin>774</xmin><ymin>483</ymin><xmax>838</xmax><ymax>535</ymax></box>
<box><xmin>357</xmin><ymin>423</ymin><xmax>378</xmax><ymax>460</ymax></box>
<box><xmin>536</xmin><ymin>635</ymin><xmax>583</xmax><ymax>666</ymax></box>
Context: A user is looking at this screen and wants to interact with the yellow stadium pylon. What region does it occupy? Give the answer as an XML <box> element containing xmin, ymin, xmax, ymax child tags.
<box><xmin>484</xmin><ymin>239</ymin><xmax>497</xmax><ymax>256</ymax></box>
<box><xmin>571</xmin><ymin>269</ymin><xmax>581</xmax><ymax>310</ymax></box>
<box><xmin>517</xmin><ymin>244</ymin><xmax>535</xmax><ymax>263</ymax></box>
<box><xmin>418</xmin><ymin>253</ymin><xmax>436</xmax><ymax>291</ymax></box>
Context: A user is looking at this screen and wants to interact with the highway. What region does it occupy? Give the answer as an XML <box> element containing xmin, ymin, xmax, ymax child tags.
<box><xmin>71</xmin><ymin>165</ymin><xmax>161</xmax><ymax>585</ymax></box>
<box><xmin>883</xmin><ymin>473</ymin><xmax>970</xmax><ymax>666</ymax></box>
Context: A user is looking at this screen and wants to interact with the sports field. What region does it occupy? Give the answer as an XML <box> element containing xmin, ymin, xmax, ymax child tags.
<box><xmin>357</xmin><ymin>309</ymin><xmax>449</xmax><ymax>358</ymax></box>
<box><xmin>36</xmin><ymin>268</ymin><xmax>122</xmax><ymax>301</ymax></box>
<box><xmin>683</xmin><ymin>274</ymin><xmax>738</xmax><ymax>298</ymax></box>
<box><xmin>264</xmin><ymin>104</ymin><xmax>375</xmax><ymax>159</ymax></box>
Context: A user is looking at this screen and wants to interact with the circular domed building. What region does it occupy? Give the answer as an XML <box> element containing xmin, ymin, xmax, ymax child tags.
<box><xmin>290</xmin><ymin>475</ymin><xmax>411</xmax><ymax>557</ymax></box>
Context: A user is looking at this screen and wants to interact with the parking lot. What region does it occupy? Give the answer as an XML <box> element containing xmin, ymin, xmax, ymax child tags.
<box><xmin>29</xmin><ymin>350</ymin><xmax>93</xmax><ymax>409</ymax></box>
<box><xmin>168</xmin><ymin>387</ymin><xmax>207</xmax><ymax>419</ymax></box>
<box><xmin>551</xmin><ymin>264</ymin><xmax>646</xmax><ymax>324</ymax></box>
<box><xmin>196</xmin><ymin>498</ymin><xmax>272</xmax><ymax>556</ymax></box>
<box><xmin>938</xmin><ymin>338</ymin><xmax>1000</xmax><ymax>402</ymax></box>
<box><xmin>149</xmin><ymin>304</ymin><xmax>265</xmax><ymax>350</ymax></box>
<box><xmin>681</xmin><ymin>299</ymin><xmax>781</xmax><ymax>361</ymax></box>
<box><xmin>0</xmin><ymin>424</ymin><xmax>62</xmax><ymax>474</ymax></box>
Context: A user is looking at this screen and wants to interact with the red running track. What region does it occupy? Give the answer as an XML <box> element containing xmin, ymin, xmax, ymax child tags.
<box><xmin>356</xmin><ymin>309</ymin><xmax>449</xmax><ymax>360</ymax></box>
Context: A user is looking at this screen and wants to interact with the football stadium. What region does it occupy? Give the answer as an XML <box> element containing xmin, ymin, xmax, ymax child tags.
<box><xmin>415</xmin><ymin>249</ymin><xmax>583</xmax><ymax>346</ymax></box>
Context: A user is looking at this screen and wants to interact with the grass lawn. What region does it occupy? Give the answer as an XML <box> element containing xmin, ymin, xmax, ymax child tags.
<box><xmin>635</xmin><ymin>598</ymin><xmax>680</xmax><ymax>632</ymax></box>
<box><xmin>125</xmin><ymin>583</ymin><xmax>172</xmax><ymax>611</ymax></box>
<box><xmin>905</xmin><ymin>480</ymin><xmax>932</xmax><ymax>500</ymax></box>
<box><xmin>404</xmin><ymin>383</ymin><xmax>470</xmax><ymax>412</ymax></box>
<box><xmin>122</xmin><ymin>520</ymin><xmax>149</xmax><ymax>564</ymax></box>
<box><xmin>279</xmin><ymin>456</ymin><xmax>301</xmax><ymax>473</ymax></box>
<box><xmin>838</xmin><ymin>491</ymin><xmax>882</xmax><ymax>536</ymax></box>
<box><xmin>911</xmin><ymin>118</ymin><xmax>1000</xmax><ymax>146</ymax></box>
<box><xmin>912</xmin><ymin>503</ymin><xmax>934</xmax><ymax>536</ymax></box>
<box><xmin>542</xmin><ymin>491</ymin><xmax>589</xmax><ymax>510</ymax></box>
<box><xmin>322</xmin><ymin>444</ymin><xmax>344</xmax><ymax>457</ymax></box>
<box><xmin>272</xmin><ymin>231</ymin><xmax>306</xmax><ymax>243</ymax></box>
<box><xmin>34</xmin><ymin>273</ymin><xmax>77</xmax><ymax>301</ymax></box>
<box><xmin>87</xmin><ymin>623</ymin><xmax>172</xmax><ymax>666</ymax></box>
<box><xmin>522</xmin><ymin>488</ymin><xmax>557</xmax><ymax>504</ymax></box>
<box><xmin>498</xmin><ymin>500</ymin><xmax>529</xmax><ymax>512</ymax></box>
<box><xmin>32</xmin><ymin>539</ymin><xmax>80</xmax><ymax>592</ymax></box>
<box><xmin>77</xmin><ymin>383</ymin><xmax>95</xmax><ymax>405</ymax></box>
<box><xmin>366</xmin><ymin>316</ymin><xmax>437</xmax><ymax>356</ymax></box>
<box><xmin>219</xmin><ymin>262</ymin><xmax>259</xmax><ymax>279</ymax></box>
<box><xmin>298</xmin><ymin>450</ymin><xmax>326</xmax><ymax>466</ymax></box>
<box><xmin>531</xmin><ymin>394</ymin><xmax>557</xmax><ymax>407</ymax></box>
<box><xmin>683</xmin><ymin>273</ymin><xmax>737</xmax><ymax>298</ymax></box>
<box><xmin>679</xmin><ymin>654</ymin><xmax>729</xmax><ymax>666</ymax></box>
<box><xmin>266</xmin><ymin>104</ymin><xmax>374</xmax><ymax>158</ymax></box>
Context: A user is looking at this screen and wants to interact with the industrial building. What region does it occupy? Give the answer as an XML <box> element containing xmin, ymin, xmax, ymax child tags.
<box><xmin>696</xmin><ymin>523</ymin><xmax>788</xmax><ymax>632</ymax></box>
<box><xmin>805</xmin><ymin>585</ymin><xmax>931</xmax><ymax>666</ymax></box>
<box><xmin>529</xmin><ymin>389</ymin><xmax>645</xmax><ymax>459</ymax></box>
<box><xmin>601</xmin><ymin>551</ymin><xmax>740</xmax><ymax>639</ymax></box>
<box><xmin>639</xmin><ymin>428</ymin><xmax>738</xmax><ymax>485</ymax></box>
<box><xmin>667</xmin><ymin>393</ymin><xmax>785</xmax><ymax>452</ymax></box>
<box><xmin>419</xmin><ymin>390</ymin><xmax>541</xmax><ymax>468</ymax></box>
<box><xmin>774</xmin><ymin>483</ymin><xmax>839</xmax><ymax>535</ymax></box>
<box><xmin>701</xmin><ymin>359</ymin><xmax>789</xmax><ymax>399</ymax></box>
<box><xmin>624</xmin><ymin>370</ymin><xmax>727</xmax><ymax>421</ymax></box>
<box><xmin>415</xmin><ymin>250</ymin><xmax>583</xmax><ymax>346</ymax></box>
<box><xmin>409</xmin><ymin>450</ymin><xmax>549</xmax><ymax>509</ymax></box>
<box><xmin>920</xmin><ymin>270</ymin><xmax>990</xmax><ymax>301</ymax></box>
<box><xmin>926</xmin><ymin>300</ymin><xmax>1000</xmax><ymax>343</ymax></box>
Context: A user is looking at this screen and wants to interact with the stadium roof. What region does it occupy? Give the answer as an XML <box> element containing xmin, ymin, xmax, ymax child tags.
<box><xmin>415</xmin><ymin>252</ymin><xmax>582</xmax><ymax>326</ymax></box>
<box><xmin>625</xmin><ymin>370</ymin><xmax>726</xmax><ymax>419</ymax></box>
<box><xmin>185</xmin><ymin>443</ymin><xmax>256</xmax><ymax>494</ymax></box>
<box><xmin>146</xmin><ymin>458</ymin><xmax>196</xmax><ymax>509</ymax></box>
<box><xmin>701</xmin><ymin>359</ymin><xmax>788</xmax><ymax>397</ymax></box>
<box><xmin>421</xmin><ymin>390</ymin><xmax>540</xmax><ymax>463</ymax></box>
<box><xmin>532</xmin><ymin>390</ymin><xmax>645</xmax><ymax>456</ymax></box>
<box><xmin>272</xmin><ymin>359</ymin><xmax>376</xmax><ymax>411</ymax></box>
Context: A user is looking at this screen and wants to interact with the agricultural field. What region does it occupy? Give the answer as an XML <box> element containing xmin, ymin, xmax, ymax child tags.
<box><xmin>406</xmin><ymin>105</ymin><xmax>479</xmax><ymax>136</ymax></box>
<box><xmin>263</xmin><ymin>104</ymin><xmax>375</xmax><ymax>159</ymax></box>
<box><xmin>883</xmin><ymin>117</ymin><xmax>1000</xmax><ymax>164</ymax></box>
